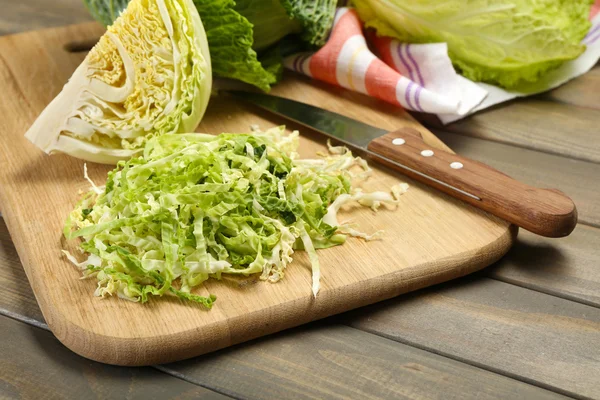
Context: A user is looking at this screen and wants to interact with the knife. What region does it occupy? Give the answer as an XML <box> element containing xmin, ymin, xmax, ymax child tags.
<box><xmin>227</xmin><ymin>91</ymin><xmax>577</xmax><ymax>238</ymax></box>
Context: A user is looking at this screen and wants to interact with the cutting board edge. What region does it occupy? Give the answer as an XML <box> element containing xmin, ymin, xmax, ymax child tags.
<box><xmin>42</xmin><ymin>225</ymin><xmax>516</xmax><ymax>366</ymax></box>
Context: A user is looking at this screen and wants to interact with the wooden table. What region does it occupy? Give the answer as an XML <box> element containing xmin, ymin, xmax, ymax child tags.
<box><xmin>1</xmin><ymin>2</ymin><xmax>599</xmax><ymax>399</ymax></box>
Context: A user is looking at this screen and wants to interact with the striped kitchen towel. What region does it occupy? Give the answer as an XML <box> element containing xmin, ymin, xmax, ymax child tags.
<box><xmin>285</xmin><ymin>8</ymin><xmax>487</xmax><ymax>116</ymax></box>
<box><xmin>285</xmin><ymin>5</ymin><xmax>600</xmax><ymax>124</ymax></box>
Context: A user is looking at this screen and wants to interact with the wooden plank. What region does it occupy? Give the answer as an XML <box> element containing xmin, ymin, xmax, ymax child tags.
<box><xmin>0</xmin><ymin>0</ymin><xmax>92</xmax><ymax>36</ymax></box>
<box><xmin>0</xmin><ymin>219</ymin><xmax>567</xmax><ymax>399</ymax></box>
<box><xmin>0</xmin><ymin>218</ymin><xmax>42</xmax><ymax>322</ymax></box>
<box><xmin>488</xmin><ymin>224</ymin><xmax>600</xmax><ymax>307</ymax></box>
<box><xmin>539</xmin><ymin>64</ymin><xmax>600</xmax><ymax>110</ymax></box>
<box><xmin>437</xmin><ymin>100</ymin><xmax>600</xmax><ymax>164</ymax></box>
<box><xmin>165</xmin><ymin>324</ymin><xmax>565</xmax><ymax>400</ymax></box>
<box><xmin>0</xmin><ymin>315</ymin><xmax>227</xmax><ymax>399</ymax></box>
<box><xmin>433</xmin><ymin>130</ymin><xmax>600</xmax><ymax>227</ymax></box>
<box><xmin>349</xmin><ymin>277</ymin><xmax>600</xmax><ymax>399</ymax></box>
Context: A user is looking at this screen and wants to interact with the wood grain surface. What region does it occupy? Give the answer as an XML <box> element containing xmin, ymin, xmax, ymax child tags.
<box><xmin>0</xmin><ymin>219</ymin><xmax>40</xmax><ymax>320</ymax></box>
<box><xmin>440</xmin><ymin>100</ymin><xmax>600</xmax><ymax>164</ymax></box>
<box><xmin>540</xmin><ymin>63</ymin><xmax>600</xmax><ymax>110</ymax></box>
<box><xmin>0</xmin><ymin>0</ymin><xmax>92</xmax><ymax>36</ymax></box>
<box><xmin>0</xmin><ymin>316</ymin><xmax>227</xmax><ymax>399</ymax></box>
<box><xmin>349</xmin><ymin>278</ymin><xmax>600</xmax><ymax>399</ymax></box>
<box><xmin>488</xmin><ymin>225</ymin><xmax>600</xmax><ymax>307</ymax></box>
<box><xmin>165</xmin><ymin>324</ymin><xmax>567</xmax><ymax>400</ymax></box>
<box><xmin>5</xmin><ymin>213</ymin><xmax>599</xmax><ymax>325</ymax></box>
<box><xmin>0</xmin><ymin>23</ymin><xmax>512</xmax><ymax>366</ymax></box>
<box><xmin>0</xmin><ymin>233</ymin><xmax>568</xmax><ymax>400</ymax></box>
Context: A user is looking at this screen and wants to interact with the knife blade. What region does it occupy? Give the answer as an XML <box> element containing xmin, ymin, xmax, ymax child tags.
<box><xmin>227</xmin><ymin>90</ymin><xmax>578</xmax><ymax>238</ymax></box>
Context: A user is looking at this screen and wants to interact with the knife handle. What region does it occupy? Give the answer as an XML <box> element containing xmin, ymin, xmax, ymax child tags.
<box><xmin>367</xmin><ymin>128</ymin><xmax>577</xmax><ymax>238</ymax></box>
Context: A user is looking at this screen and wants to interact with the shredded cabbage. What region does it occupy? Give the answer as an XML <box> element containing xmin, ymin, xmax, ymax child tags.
<box><xmin>64</xmin><ymin>127</ymin><xmax>407</xmax><ymax>306</ymax></box>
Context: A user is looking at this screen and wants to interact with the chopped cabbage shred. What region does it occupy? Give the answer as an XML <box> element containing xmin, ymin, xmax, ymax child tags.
<box><xmin>64</xmin><ymin>127</ymin><xmax>407</xmax><ymax>306</ymax></box>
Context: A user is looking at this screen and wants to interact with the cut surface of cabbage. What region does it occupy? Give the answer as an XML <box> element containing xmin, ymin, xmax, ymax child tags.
<box><xmin>25</xmin><ymin>0</ymin><xmax>211</xmax><ymax>164</ymax></box>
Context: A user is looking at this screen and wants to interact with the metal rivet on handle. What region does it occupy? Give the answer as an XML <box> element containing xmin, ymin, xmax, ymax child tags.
<box><xmin>392</xmin><ymin>138</ymin><xmax>405</xmax><ymax>146</ymax></box>
<box><xmin>421</xmin><ymin>149</ymin><xmax>434</xmax><ymax>157</ymax></box>
<box><xmin>450</xmin><ymin>162</ymin><xmax>464</xmax><ymax>169</ymax></box>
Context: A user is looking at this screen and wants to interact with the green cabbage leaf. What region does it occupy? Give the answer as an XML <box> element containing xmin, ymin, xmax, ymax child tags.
<box><xmin>280</xmin><ymin>0</ymin><xmax>337</xmax><ymax>47</ymax></box>
<box><xmin>353</xmin><ymin>0</ymin><xmax>593</xmax><ymax>88</ymax></box>
<box><xmin>84</xmin><ymin>0</ymin><xmax>336</xmax><ymax>91</ymax></box>
<box><xmin>84</xmin><ymin>0</ymin><xmax>131</xmax><ymax>25</ymax></box>
<box><xmin>26</xmin><ymin>0</ymin><xmax>212</xmax><ymax>164</ymax></box>
<box><xmin>63</xmin><ymin>127</ymin><xmax>407</xmax><ymax>305</ymax></box>
<box><xmin>195</xmin><ymin>0</ymin><xmax>277</xmax><ymax>91</ymax></box>
<box><xmin>234</xmin><ymin>0</ymin><xmax>337</xmax><ymax>50</ymax></box>
<box><xmin>233</xmin><ymin>0</ymin><xmax>303</xmax><ymax>52</ymax></box>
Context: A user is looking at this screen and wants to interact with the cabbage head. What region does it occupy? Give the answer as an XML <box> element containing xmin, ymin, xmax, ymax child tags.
<box><xmin>25</xmin><ymin>0</ymin><xmax>212</xmax><ymax>164</ymax></box>
<box><xmin>84</xmin><ymin>0</ymin><xmax>337</xmax><ymax>91</ymax></box>
<box><xmin>353</xmin><ymin>0</ymin><xmax>593</xmax><ymax>88</ymax></box>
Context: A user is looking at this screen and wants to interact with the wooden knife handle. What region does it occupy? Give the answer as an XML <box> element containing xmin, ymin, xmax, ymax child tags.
<box><xmin>367</xmin><ymin>128</ymin><xmax>577</xmax><ymax>238</ymax></box>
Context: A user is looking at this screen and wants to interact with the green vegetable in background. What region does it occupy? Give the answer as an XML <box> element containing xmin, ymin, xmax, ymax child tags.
<box><xmin>84</xmin><ymin>0</ymin><xmax>337</xmax><ymax>91</ymax></box>
<box><xmin>63</xmin><ymin>127</ymin><xmax>406</xmax><ymax>305</ymax></box>
<box><xmin>352</xmin><ymin>0</ymin><xmax>593</xmax><ymax>88</ymax></box>
<box><xmin>26</xmin><ymin>0</ymin><xmax>212</xmax><ymax>164</ymax></box>
<box><xmin>194</xmin><ymin>0</ymin><xmax>278</xmax><ymax>91</ymax></box>
<box><xmin>237</xmin><ymin>0</ymin><xmax>337</xmax><ymax>50</ymax></box>
<box><xmin>83</xmin><ymin>0</ymin><xmax>130</xmax><ymax>24</ymax></box>
<box><xmin>234</xmin><ymin>0</ymin><xmax>303</xmax><ymax>52</ymax></box>
<box><xmin>282</xmin><ymin>0</ymin><xmax>338</xmax><ymax>47</ymax></box>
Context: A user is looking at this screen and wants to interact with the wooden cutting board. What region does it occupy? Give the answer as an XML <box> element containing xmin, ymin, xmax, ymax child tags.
<box><xmin>0</xmin><ymin>22</ymin><xmax>514</xmax><ymax>366</ymax></box>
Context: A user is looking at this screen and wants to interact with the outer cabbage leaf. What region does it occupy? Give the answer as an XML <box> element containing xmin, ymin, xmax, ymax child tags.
<box><xmin>280</xmin><ymin>0</ymin><xmax>337</xmax><ymax>47</ymax></box>
<box><xmin>194</xmin><ymin>0</ymin><xmax>277</xmax><ymax>91</ymax></box>
<box><xmin>26</xmin><ymin>0</ymin><xmax>211</xmax><ymax>164</ymax></box>
<box><xmin>353</xmin><ymin>0</ymin><xmax>593</xmax><ymax>88</ymax></box>
<box><xmin>233</xmin><ymin>0</ymin><xmax>302</xmax><ymax>51</ymax></box>
<box><xmin>234</xmin><ymin>0</ymin><xmax>336</xmax><ymax>50</ymax></box>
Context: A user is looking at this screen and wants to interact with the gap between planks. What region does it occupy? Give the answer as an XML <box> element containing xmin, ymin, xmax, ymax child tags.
<box><xmin>486</xmin><ymin>275</ymin><xmax>600</xmax><ymax>310</ymax></box>
<box><xmin>484</xmin><ymin>223</ymin><xmax>600</xmax><ymax>308</ymax></box>
<box><xmin>415</xmin><ymin>105</ymin><xmax>600</xmax><ymax>166</ymax></box>
<box><xmin>0</xmin><ymin>292</ymin><xmax>569</xmax><ymax>400</ymax></box>
<box><xmin>0</xmin><ymin>315</ymin><xmax>234</xmax><ymax>399</ymax></box>
<box><xmin>0</xmin><ymin>311</ymin><xmax>239</xmax><ymax>400</ymax></box>
<box><xmin>413</xmin><ymin>63</ymin><xmax>600</xmax><ymax>165</ymax></box>
<box><xmin>343</xmin><ymin>276</ymin><xmax>600</xmax><ymax>400</ymax></box>
<box><xmin>153</xmin><ymin>366</ymin><xmax>246</xmax><ymax>400</ymax></box>
<box><xmin>426</xmin><ymin>118</ymin><xmax>600</xmax><ymax>169</ymax></box>
<box><xmin>347</xmin><ymin>322</ymin><xmax>586</xmax><ymax>400</ymax></box>
<box><xmin>433</xmin><ymin>118</ymin><xmax>600</xmax><ymax>166</ymax></box>
<box><xmin>0</xmin><ymin>9</ymin><xmax>597</xmax><ymax>400</ymax></box>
